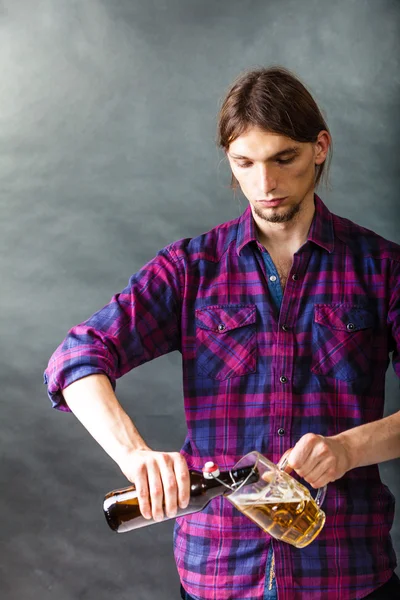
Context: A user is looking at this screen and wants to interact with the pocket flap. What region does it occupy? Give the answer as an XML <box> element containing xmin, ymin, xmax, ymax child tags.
<box><xmin>314</xmin><ymin>304</ymin><xmax>374</xmax><ymax>332</ymax></box>
<box><xmin>195</xmin><ymin>304</ymin><xmax>256</xmax><ymax>333</ymax></box>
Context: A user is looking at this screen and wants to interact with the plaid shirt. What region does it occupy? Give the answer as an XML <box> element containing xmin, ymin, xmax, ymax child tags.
<box><xmin>44</xmin><ymin>194</ymin><xmax>400</xmax><ymax>600</ymax></box>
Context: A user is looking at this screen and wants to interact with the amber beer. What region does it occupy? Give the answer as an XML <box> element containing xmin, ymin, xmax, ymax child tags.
<box><xmin>227</xmin><ymin>450</ymin><xmax>327</xmax><ymax>548</ymax></box>
<box><xmin>230</xmin><ymin>494</ymin><xmax>325</xmax><ymax>548</ymax></box>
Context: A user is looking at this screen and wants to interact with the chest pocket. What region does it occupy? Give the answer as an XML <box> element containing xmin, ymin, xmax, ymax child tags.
<box><xmin>195</xmin><ymin>304</ymin><xmax>257</xmax><ymax>380</ymax></box>
<box><xmin>311</xmin><ymin>304</ymin><xmax>375</xmax><ymax>382</ymax></box>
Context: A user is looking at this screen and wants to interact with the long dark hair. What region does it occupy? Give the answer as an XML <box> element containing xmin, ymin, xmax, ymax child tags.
<box><xmin>216</xmin><ymin>65</ymin><xmax>332</xmax><ymax>189</ymax></box>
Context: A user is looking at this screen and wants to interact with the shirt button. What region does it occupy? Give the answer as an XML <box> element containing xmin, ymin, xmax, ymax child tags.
<box><xmin>292</xmin><ymin>274</ymin><xmax>299</xmax><ymax>281</ymax></box>
<box><xmin>281</xmin><ymin>324</ymin><xmax>289</xmax><ymax>331</ymax></box>
<box><xmin>280</xmin><ymin>376</ymin><xmax>288</xmax><ymax>384</ymax></box>
<box><xmin>278</xmin><ymin>428</ymin><xmax>285</xmax><ymax>436</ymax></box>
<box><xmin>217</xmin><ymin>324</ymin><xmax>225</xmax><ymax>331</ymax></box>
<box><xmin>269</xmin><ymin>275</ymin><xmax>277</xmax><ymax>282</ymax></box>
<box><xmin>346</xmin><ymin>322</ymin><xmax>355</xmax><ymax>331</ymax></box>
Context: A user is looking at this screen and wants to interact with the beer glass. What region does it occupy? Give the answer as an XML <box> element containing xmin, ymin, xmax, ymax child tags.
<box><xmin>226</xmin><ymin>451</ymin><xmax>327</xmax><ymax>548</ymax></box>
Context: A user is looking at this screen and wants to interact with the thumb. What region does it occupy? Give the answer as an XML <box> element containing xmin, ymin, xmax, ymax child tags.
<box><xmin>277</xmin><ymin>448</ymin><xmax>294</xmax><ymax>474</ymax></box>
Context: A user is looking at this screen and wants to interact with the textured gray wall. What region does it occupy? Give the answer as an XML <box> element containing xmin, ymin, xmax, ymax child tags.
<box><xmin>1</xmin><ymin>1</ymin><xmax>399</xmax><ymax>599</ymax></box>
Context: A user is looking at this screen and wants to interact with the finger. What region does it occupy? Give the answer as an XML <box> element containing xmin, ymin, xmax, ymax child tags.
<box><xmin>309</xmin><ymin>474</ymin><xmax>330</xmax><ymax>489</ymax></box>
<box><xmin>277</xmin><ymin>448</ymin><xmax>294</xmax><ymax>474</ymax></box>
<box><xmin>302</xmin><ymin>459</ymin><xmax>327</xmax><ymax>488</ymax></box>
<box><xmin>173</xmin><ymin>453</ymin><xmax>190</xmax><ymax>509</ymax></box>
<box><xmin>295</xmin><ymin>450</ymin><xmax>322</xmax><ymax>479</ymax></box>
<box><xmin>288</xmin><ymin>434</ymin><xmax>320</xmax><ymax>472</ymax></box>
<box><xmin>261</xmin><ymin>471</ymin><xmax>275</xmax><ymax>483</ymax></box>
<box><xmin>159</xmin><ymin>456</ymin><xmax>179</xmax><ymax>518</ymax></box>
<box><xmin>134</xmin><ymin>464</ymin><xmax>152</xmax><ymax>520</ymax></box>
<box><xmin>294</xmin><ymin>438</ymin><xmax>332</xmax><ymax>480</ymax></box>
<box><xmin>147</xmin><ymin>464</ymin><xmax>165</xmax><ymax>522</ymax></box>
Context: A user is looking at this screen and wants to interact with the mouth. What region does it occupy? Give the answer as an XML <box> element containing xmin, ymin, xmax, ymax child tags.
<box><xmin>257</xmin><ymin>197</ymin><xmax>287</xmax><ymax>207</ymax></box>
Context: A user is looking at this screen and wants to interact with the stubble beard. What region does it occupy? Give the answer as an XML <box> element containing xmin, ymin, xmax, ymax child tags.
<box><xmin>253</xmin><ymin>198</ymin><xmax>302</xmax><ymax>224</ymax></box>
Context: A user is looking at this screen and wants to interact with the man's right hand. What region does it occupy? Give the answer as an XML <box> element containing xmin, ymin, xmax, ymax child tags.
<box><xmin>118</xmin><ymin>449</ymin><xmax>191</xmax><ymax>522</ymax></box>
<box><xmin>60</xmin><ymin>376</ymin><xmax>190</xmax><ymax>521</ymax></box>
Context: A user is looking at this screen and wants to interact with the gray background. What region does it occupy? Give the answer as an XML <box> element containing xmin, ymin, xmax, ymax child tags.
<box><xmin>1</xmin><ymin>1</ymin><xmax>399</xmax><ymax>599</ymax></box>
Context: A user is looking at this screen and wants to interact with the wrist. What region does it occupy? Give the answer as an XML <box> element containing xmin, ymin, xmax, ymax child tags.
<box><xmin>107</xmin><ymin>431</ymin><xmax>152</xmax><ymax>465</ymax></box>
<box><xmin>116</xmin><ymin>443</ymin><xmax>152</xmax><ymax>462</ymax></box>
<box><xmin>333</xmin><ymin>430</ymin><xmax>359</xmax><ymax>472</ymax></box>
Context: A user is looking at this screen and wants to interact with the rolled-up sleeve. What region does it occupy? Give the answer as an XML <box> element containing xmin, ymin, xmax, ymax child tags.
<box><xmin>44</xmin><ymin>244</ymin><xmax>184</xmax><ymax>411</ymax></box>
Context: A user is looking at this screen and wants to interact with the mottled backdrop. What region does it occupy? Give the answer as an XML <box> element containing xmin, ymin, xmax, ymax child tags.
<box><xmin>0</xmin><ymin>1</ymin><xmax>399</xmax><ymax>599</ymax></box>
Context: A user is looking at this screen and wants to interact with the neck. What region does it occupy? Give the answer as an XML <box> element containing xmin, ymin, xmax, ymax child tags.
<box><xmin>254</xmin><ymin>194</ymin><xmax>315</xmax><ymax>254</ymax></box>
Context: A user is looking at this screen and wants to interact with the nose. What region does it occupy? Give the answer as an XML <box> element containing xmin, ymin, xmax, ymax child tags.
<box><xmin>258</xmin><ymin>164</ymin><xmax>277</xmax><ymax>195</ymax></box>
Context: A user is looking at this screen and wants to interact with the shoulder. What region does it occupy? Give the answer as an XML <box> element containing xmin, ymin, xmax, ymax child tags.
<box><xmin>164</xmin><ymin>212</ymin><xmax>242</xmax><ymax>264</ymax></box>
<box><xmin>332</xmin><ymin>211</ymin><xmax>400</xmax><ymax>263</ymax></box>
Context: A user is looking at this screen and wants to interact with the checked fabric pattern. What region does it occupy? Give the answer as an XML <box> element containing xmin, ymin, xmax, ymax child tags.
<box><xmin>195</xmin><ymin>304</ymin><xmax>257</xmax><ymax>380</ymax></box>
<box><xmin>45</xmin><ymin>195</ymin><xmax>400</xmax><ymax>600</ymax></box>
<box><xmin>311</xmin><ymin>304</ymin><xmax>375</xmax><ymax>381</ymax></box>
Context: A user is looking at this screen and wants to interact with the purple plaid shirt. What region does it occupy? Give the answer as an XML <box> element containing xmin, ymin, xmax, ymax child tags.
<box><xmin>44</xmin><ymin>194</ymin><xmax>400</xmax><ymax>599</ymax></box>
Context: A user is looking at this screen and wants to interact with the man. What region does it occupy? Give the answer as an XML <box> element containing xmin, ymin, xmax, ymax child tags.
<box><xmin>44</xmin><ymin>66</ymin><xmax>400</xmax><ymax>599</ymax></box>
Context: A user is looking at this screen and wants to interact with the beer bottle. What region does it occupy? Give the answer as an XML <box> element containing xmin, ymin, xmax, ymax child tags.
<box><xmin>103</xmin><ymin>461</ymin><xmax>258</xmax><ymax>533</ymax></box>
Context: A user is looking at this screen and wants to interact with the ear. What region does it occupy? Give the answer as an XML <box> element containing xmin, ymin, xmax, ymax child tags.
<box><xmin>314</xmin><ymin>130</ymin><xmax>331</xmax><ymax>165</ymax></box>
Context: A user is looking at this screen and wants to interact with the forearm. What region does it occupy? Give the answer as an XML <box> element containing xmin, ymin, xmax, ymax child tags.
<box><xmin>334</xmin><ymin>410</ymin><xmax>400</xmax><ymax>470</ymax></box>
<box><xmin>62</xmin><ymin>373</ymin><xmax>151</xmax><ymax>464</ymax></box>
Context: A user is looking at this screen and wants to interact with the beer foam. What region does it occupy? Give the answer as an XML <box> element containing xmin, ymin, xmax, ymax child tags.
<box><xmin>231</xmin><ymin>486</ymin><xmax>304</xmax><ymax>506</ymax></box>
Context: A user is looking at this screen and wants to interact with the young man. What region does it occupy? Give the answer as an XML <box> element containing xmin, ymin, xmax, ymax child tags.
<box><xmin>44</xmin><ymin>66</ymin><xmax>400</xmax><ymax>600</ymax></box>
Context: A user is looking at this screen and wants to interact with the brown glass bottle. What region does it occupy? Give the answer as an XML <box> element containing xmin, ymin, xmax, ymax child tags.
<box><xmin>103</xmin><ymin>465</ymin><xmax>258</xmax><ymax>533</ymax></box>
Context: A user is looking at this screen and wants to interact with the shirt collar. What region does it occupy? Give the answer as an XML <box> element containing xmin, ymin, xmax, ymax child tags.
<box><xmin>236</xmin><ymin>193</ymin><xmax>335</xmax><ymax>256</ymax></box>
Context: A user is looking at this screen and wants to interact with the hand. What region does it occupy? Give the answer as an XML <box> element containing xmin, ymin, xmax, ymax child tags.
<box><xmin>118</xmin><ymin>449</ymin><xmax>190</xmax><ymax>521</ymax></box>
<box><xmin>278</xmin><ymin>433</ymin><xmax>352</xmax><ymax>489</ymax></box>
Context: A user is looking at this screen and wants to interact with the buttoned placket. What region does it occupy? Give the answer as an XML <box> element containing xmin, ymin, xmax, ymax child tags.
<box><xmin>255</xmin><ymin>243</ymin><xmax>313</xmax><ymax>600</ymax></box>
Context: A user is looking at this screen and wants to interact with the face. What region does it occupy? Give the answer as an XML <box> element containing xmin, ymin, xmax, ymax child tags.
<box><xmin>226</xmin><ymin>127</ymin><xmax>330</xmax><ymax>225</ymax></box>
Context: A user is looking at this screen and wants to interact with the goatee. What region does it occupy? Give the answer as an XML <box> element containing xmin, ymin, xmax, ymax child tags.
<box><xmin>253</xmin><ymin>201</ymin><xmax>301</xmax><ymax>224</ymax></box>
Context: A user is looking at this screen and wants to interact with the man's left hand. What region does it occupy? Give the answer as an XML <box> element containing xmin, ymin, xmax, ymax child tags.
<box><xmin>278</xmin><ymin>433</ymin><xmax>353</xmax><ymax>489</ymax></box>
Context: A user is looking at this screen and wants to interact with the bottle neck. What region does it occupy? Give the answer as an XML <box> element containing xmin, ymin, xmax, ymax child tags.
<box><xmin>204</xmin><ymin>465</ymin><xmax>258</xmax><ymax>493</ymax></box>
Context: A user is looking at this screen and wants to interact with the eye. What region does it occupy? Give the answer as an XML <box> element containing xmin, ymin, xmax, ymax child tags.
<box><xmin>276</xmin><ymin>157</ymin><xmax>295</xmax><ymax>165</ymax></box>
<box><xmin>236</xmin><ymin>161</ymin><xmax>253</xmax><ymax>168</ymax></box>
